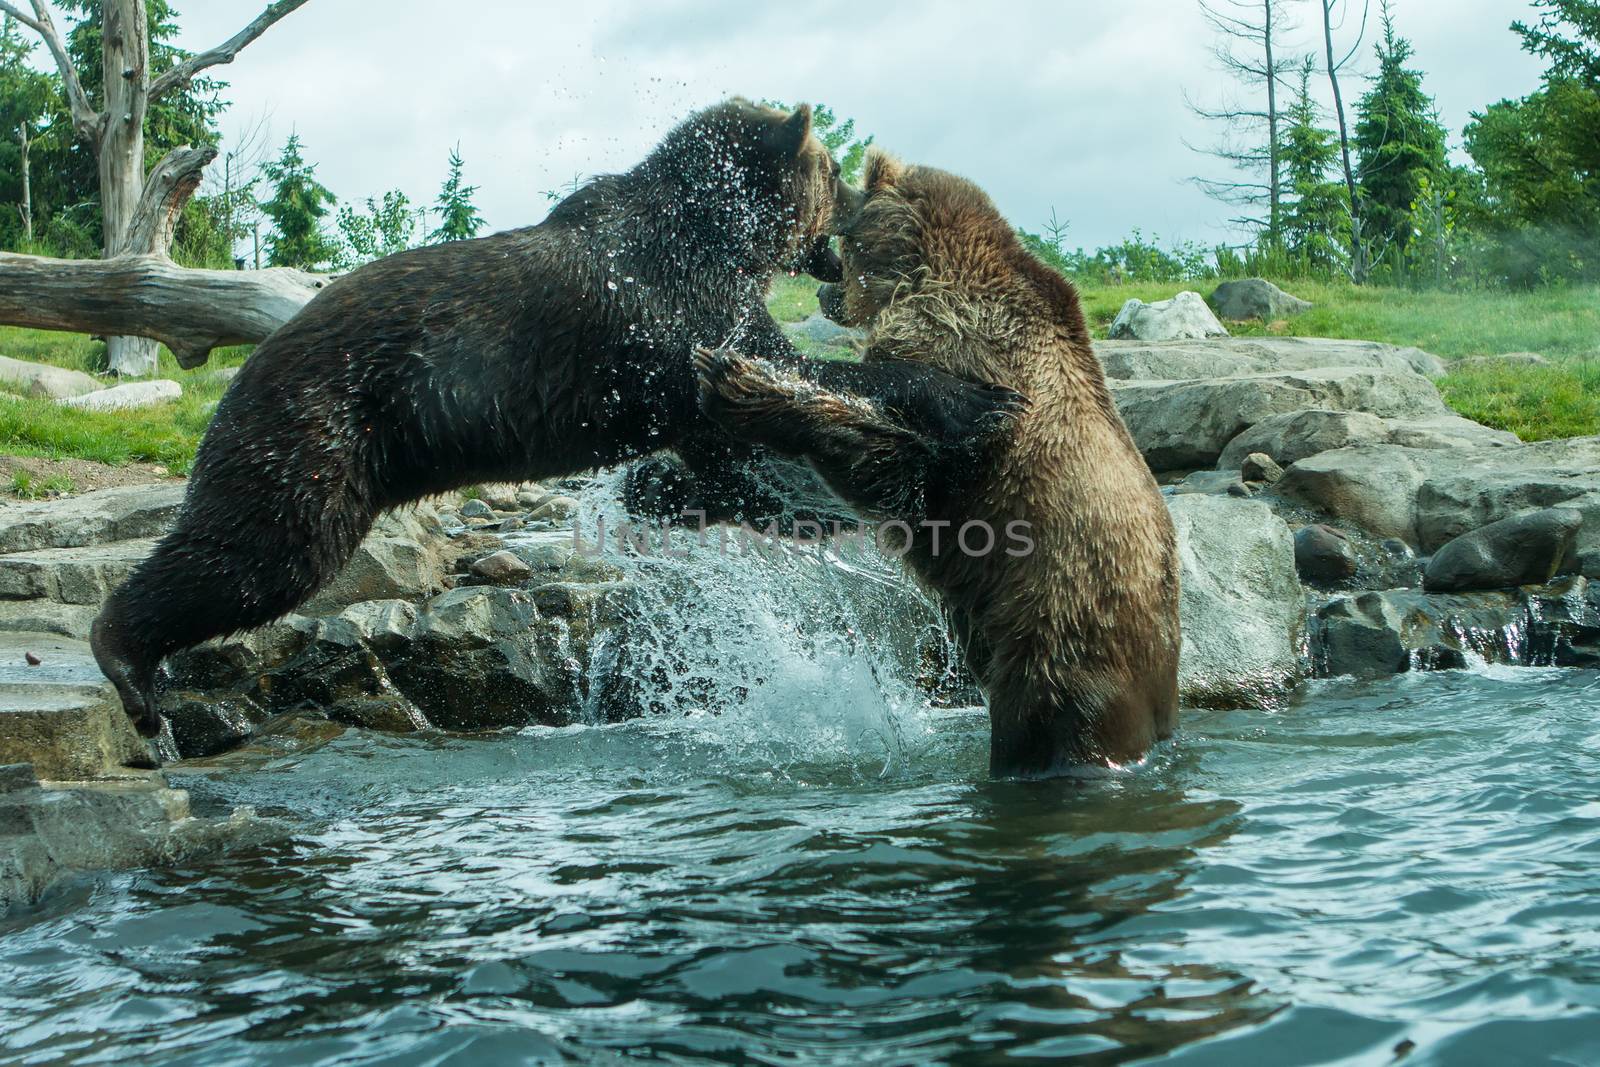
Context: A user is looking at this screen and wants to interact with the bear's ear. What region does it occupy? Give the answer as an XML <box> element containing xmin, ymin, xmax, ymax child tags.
<box><xmin>767</xmin><ymin>103</ymin><xmax>813</xmax><ymax>159</ymax></box>
<box><xmin>864</xmin><ymin>147</ymin><xmax>905</xmax><ymax>194</ymax></box>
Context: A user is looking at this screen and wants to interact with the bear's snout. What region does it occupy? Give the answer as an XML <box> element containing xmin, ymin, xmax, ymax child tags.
<box><xmin>817</xmin><ymin>282</ymin><xmax>847</xmax><ymax>324</ymax></box>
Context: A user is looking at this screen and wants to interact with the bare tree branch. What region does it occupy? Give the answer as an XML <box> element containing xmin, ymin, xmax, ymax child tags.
<box><xmin>123</xmin><ymin>145</ymin><xmax>216</xmax><ymax>257</ymax></box>
<box><xmin>149</xmin><ymin>0</ymin><xmax>311</xmax><ymax>101</ymax></box>
<box><xmin>1</xmin><ymin>0</ymin><xmax>103</xmax><ymax>143</ymax></box>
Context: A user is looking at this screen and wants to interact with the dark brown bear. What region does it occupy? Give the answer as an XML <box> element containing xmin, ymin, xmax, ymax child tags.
<box><xmin>92</xmin><ymin>101</ymin><xmax>1018</xmax><ymax>738</ymax></box>
<box><xmin>696</xmin><ymin>150</ymin><xmax>1181</xmax><ymax>776</ymax></box>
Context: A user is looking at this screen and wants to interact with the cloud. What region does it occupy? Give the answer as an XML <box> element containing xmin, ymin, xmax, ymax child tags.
<box><xmin>167</xmin><ymin>0</ymin><xmax>1547</xmax><ymax>250</ymax></box>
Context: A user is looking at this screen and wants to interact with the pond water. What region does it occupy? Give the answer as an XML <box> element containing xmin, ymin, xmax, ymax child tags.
<box><xmin>3</xmin><ymin>667</ymin><xmax>1598</xmax><ymax>1064</ymax></box>
<box><xmin>3</xmin><ymin>485</ymin><xmax>1600</xmax><ymax>1065</ymax></box>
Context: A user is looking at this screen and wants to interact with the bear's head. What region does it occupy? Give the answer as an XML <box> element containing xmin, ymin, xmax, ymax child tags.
<box><xmin>818</xmin><ymin>148</ymin><xmax>1018</xmax><ymax>327</ymax></box>
<box><xmin>646</xmin><ymin>98</ymin><xmax>861</xmax><ymax>281</ymax></box>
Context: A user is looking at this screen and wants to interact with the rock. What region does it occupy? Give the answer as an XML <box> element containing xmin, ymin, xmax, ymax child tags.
<box><xmin>1311</xmin><ymin>580</ymin><xmax>1600</xmax><ymax>678</ymax></box>
<box><xmin>1096</xmin><ymin>337</ymin><xmax>1445</xmax><ymax>380</ymax></box>
<box><xmin>529</xmin><ymin>495</ymin><xmax>579</xmax><ymax>522</ymax></box>
<box><xmin>161</xmin><ymin>691</ymin><xmax>269</xmax><ymax>759</ymax></box>
<box><xmin>1108</xmin><ymin>291</ymin><xmax>1229</xmax><ymax>342</ymax></box>
<box><xmin>0</xmin><ymin>484</ymin><xmax>184</xmax><ymax>553</ymax></box>
<box><xmin>788</xmin><ymin>312</ymin><xmax>862</xmax><ymax>349</ymax></box>
<box><xmin>1110</xmin><ymin>367</ymin><xmax>1450</xmax><ymax>471</ymax></box>
<box><xmin>1219</xmin><ymin>410</ymin><xmax>1391</xmax><ymax>471</ymax></box>
<box><xmin>1280</xmin><ymin>437</ymin><xmax>1600</xmax><ymax>573</ymax></box>
<box><xmin>1382</xmin><ymin>414</ymin><xmax>1520</xmax><ymax>451</ymax></box>
<box><xmin>302</xmin><ymin>507</ymin><xmax>446</xmax><ymax>614</ymax></box>
<box><xmin>0</xmin><ymin>600</ymin><xmax>99</xmax><ymax>640</ymax></box>
<box><xmin>0</xmin><ymin>355</ymin><xmax>101</xmax><ymax>399</ymax></box>
<box><xmin>1240</xmin><ymin>453</ymin><xmax>1284</xmax><ymax>484</ymax></box>
<box><xmin>1169</xmin><ymin>469</ymin><xmax>1246</xmax><ymax>497</ymax></box>
<box><xmin>1226</xmin><ymin>481</ymin><xmax>1254</xmax><ymax>498</ymax></box>
<box><xmin>0</xmin><ymin>538</ymin><xmax>155</xmax><ymax>604</ymax></box>
<box><xmin>58</xmin><ymin>379</ymin><xmax>182</xmax><ymax>412</ymax></box>
<box><xmin>1454</xmin><ymin>352</ymin><xmax>1550</xmax><ymax>370</ymax></box>
<box><xmin>460</xmin><ymin>498</ymin><xmax>495</xmax><ymax>519</ymax></box>
<box><xmin>1169</xmin><ymin>495</ymin><xmax>1304</xmax><ymax>707</ymax></box>
<box><xmin>1423</xmin><ymin>508</ymin><xmax>1583</xmax><ymax>592</ymax></box>
<box><xmin>0</xmin><ymin>774</ymin><xmax>276</xmax><ymax>915</ymax></box>
<box><xmin>0</xmin><ymin>632</ymin><xmax>150</xmax><ymax>779</ymax></box>
<box><xmin>1294</xmin><ymin>524</ymin><xmax>1359</xmax><ymax>584</ymax></box>
<box><xmin>1210</xmin><ymin>278</ymin><xmax>1312</xmax><ymax>320</ymax></box>
<box><xmin>470</xmin><ymin>549</ymin><xmax>533</xmax><ymax>584</ymax></box>
<box><xmin>1315</xmin><ymin>593</ymin><xmax>1410</xmax><ymax>677</ymax></box>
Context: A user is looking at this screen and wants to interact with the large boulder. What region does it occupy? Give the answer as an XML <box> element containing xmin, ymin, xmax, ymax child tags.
<box><xmin>1422</xmin><ymin>508</ymin><xmax>1583</xmax><ymax>592</ymax></box>
<box><xmin>1216</xmin><ymin>409</ymin><xmax>1518</xmax><ymax>471</ymax></box>
<box><xmin>0</xmin><ymin>355</ymin><xmax>101</xmax><ymax>399</ymax></box>
<box><xmin>1108</xmin><ymin>291</ymin><xmax>1229</xmax><ymax>342</ymax></box>
<box><xmin>0</xmin><ymin>484</ymin><xmax>184</xmax><ymax>553</ymax></box>
<box><xmin>1095</xmin><ymin>337</ymin><xmax>1445</xmax><ymax>381</ymax></box>
<box><xmin>301</xmin><ymin>507</ymin><xmax>450</xmax><ymax>613</ymax></box>
<box><xmin>1111</xmin><ymin>367</ymin><xmax>1451</xmax><ymax>471</ymax></box>
<box><xmin>58</xmin><ymin>379</ymin><xmax>182</xmax><ymax>412</ymax></box>
<box><xmin>1210</xmin><ymin>278</ymin><xmax>1311</xmax><ymax>320</ymax></box>
<box><xmin>1169</xmin><ymin>495</ymin><xmax>1304</xmax><ymax>707</ymax></box>
<box><xmin>0</xmin><ymin>538</ymin><xmax>156</xmax><ymax>605</ymax></box>
<box><xmin>1279</xmin><ymin>437</ymin><xmax>1600</xmax><ymax>574</ymax></box>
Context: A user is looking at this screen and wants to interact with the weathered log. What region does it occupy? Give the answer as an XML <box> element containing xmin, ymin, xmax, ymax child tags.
<box><xmin>0</xmin><ymin>252</ymin><xmax>326</xmax><ymax>368</ymax></box>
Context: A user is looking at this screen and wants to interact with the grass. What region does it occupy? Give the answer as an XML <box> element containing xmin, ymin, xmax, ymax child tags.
<box><xmin>0</xmin><ymin>274</ymin><xmax>1592</xmax><ymax>481</ymax></box>
<box><xmin>0</xmin><ymin>327</ymin><xmax>251</xmax><ymax>474</ymax></box>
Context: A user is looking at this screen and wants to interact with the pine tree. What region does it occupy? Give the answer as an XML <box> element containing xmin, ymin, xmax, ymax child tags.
<box><xmin>1281</xmin><ymin>58</ymin><xmax>1350</xmax><ymax>272</ymax></box>
<box><xmin>430</xmin><ymin>145</ymin><xmax>485</xmax><ymax>242</ymax></box>
<box><xmin>260</xmin><ymin>133</ymin><xmax>338</xmax><ymax>270</ymax></box>
<box><xmin>1353</xmin><ymin>2</ymin><xmax>1449</xmax><ymax>257</ymax></box>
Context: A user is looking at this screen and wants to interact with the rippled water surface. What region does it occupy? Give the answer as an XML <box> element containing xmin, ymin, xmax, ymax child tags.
<box><xmin>4</xmin><ymin>664</ymin><xmax>1600</xmax><ymax>1065</ymax></box>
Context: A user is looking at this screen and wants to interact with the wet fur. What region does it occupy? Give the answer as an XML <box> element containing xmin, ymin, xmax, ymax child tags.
<box><xmin>92</xmin><ymin>102</ymin><xmax>1019</xmax><ymax>738</ymax></box>
<box><xmin>698</xmin><ymin>151</ymin><xmax>1181</xmax><ymax>775</ymax></box>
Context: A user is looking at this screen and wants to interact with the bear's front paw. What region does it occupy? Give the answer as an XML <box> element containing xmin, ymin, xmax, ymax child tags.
<box><xmin>694</xmin><ymin>347</ymin><xmax>786</xmax><ymax>426</ymax></box>
<box><xmin>925</xmin><ymin>380</ymin><xmax>1029</xmax><ymax>446</ymax></box>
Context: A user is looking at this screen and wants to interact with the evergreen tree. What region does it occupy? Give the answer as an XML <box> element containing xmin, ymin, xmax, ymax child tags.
<box><xmin>1513</xmin><ymin>0</ymin><xmax>1600</xmax><ymax>84</ymax></box>
<box><xmin>1281</xmin><ymin>58</ymin><xmax>1350</xmax><ymax>273</ymax></box>
<box><xmin>260</xmin><ymin>133</ymin><xmax>338</xmax><ymax>270</ymax></box>
<box><xmin>429</xmin><ymin>145</ymin><xmax>485</xmax><ymax>242</ymax></box>
<box><xmin>1353</xmin><ymin>2</ymin><xmax>1449</xmax><ymax>258</ymax></box>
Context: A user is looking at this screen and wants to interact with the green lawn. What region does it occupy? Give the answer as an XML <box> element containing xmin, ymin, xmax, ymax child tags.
<box><xmin>0</xmin><ymin>274</ymin><xmax>1593</xmax><ymax>478</ymax></box>
<box><xmin>0</xmin><ymin>328</ymin><xmax>250</xmax><ymax>474</ymax></box>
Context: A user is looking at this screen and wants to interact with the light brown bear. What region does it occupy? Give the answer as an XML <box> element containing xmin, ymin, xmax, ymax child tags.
<box><xmin>695</xmin><ymin>150</ymin><xmax>1180</xmax><ymax>775</ymax></box>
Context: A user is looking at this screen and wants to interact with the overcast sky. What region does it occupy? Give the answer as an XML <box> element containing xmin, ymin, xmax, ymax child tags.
<box><xmin>144</xmin><ymin>1</ymin><xmax>1550</xmax><ymax>250</ymax></box>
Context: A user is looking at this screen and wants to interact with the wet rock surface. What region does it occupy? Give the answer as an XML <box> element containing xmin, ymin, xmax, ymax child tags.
<box><xmin>1423</xmin><ymin>508</ymin><xmax>1583</xmax><ymax>593</ymax></box>
<box><xmin>1169</xmin><ymin>495</ymin><xmax>1305</xmax><ymax>707</ymax></box>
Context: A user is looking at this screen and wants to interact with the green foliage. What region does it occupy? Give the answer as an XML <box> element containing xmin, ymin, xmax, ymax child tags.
<box><xmin>761</xmin><ymin>100</ymin><xmax>874</xmax><ymax>185</ymax></box>
<box><xmin>260</xmin><ymin>133</ymin><xmax>338</xmax><ymax>270</ymax></box>
<box><xmin>1353</xmin><ymin>3</ymin><xmax>1450</xmax><ymax>260</ymax></box>
<box><xmin>1281</xmin><ymin>60</ymin><xmax>1351</xmax><ymax>275</ymax></box>
<box><xmin>1513</xmin><ymin>0</ymin><xmax>1600</xmax><ymax>82</ymax></box>
<box><xmin>430</xmin><ymin>145</ymin><xmax>485</xmax><ymax>242</ymax></box>
<box><xmin>1438</xmin><ymin>358</ymin><xmax>1600</xmax><ymax>442</ymax></box>
<box><xmin>337</xmin><ymin>189</ymin><xmax>420</xmax><ymax>268</ymax></box>
<box><xmin>1019</xmin><ymin>221</ymin><xmax>1215</xmax><ymax>284</ymax></box>
<box><xmin>1461</xmin><ymin>1</ymin><xmax>1600</xmax><ymax>286</ymax></box>
<box><xmin>0</xmin><ymin>2</ymin><xmax>228</xmax><ymax>255</ymax></box>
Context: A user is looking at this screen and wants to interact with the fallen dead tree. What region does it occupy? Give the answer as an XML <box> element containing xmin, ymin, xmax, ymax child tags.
<box><xmin>0</xmin><ymin>145</ymin><xmax>326</xmax><ymax>368</ymax></box>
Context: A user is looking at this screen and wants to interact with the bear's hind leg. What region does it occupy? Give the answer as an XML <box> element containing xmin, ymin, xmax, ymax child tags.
<box><xmin>92</xmin><ymin>491</ymin><xmax>373</xmax><ymax>739</ymax></box>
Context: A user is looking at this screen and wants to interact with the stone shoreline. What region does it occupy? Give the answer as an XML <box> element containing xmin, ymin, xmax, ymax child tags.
<box><xmin>1</xmin><ymin>334</ymin><xmax>1596</xmax><ymax>910</ymax></box>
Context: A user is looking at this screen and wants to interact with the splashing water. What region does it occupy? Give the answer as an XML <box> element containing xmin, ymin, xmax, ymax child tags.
<box><xmin>536</xmin><ymin>467</ymin><xmax>960</xmax><ymax>780</ymax></box>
